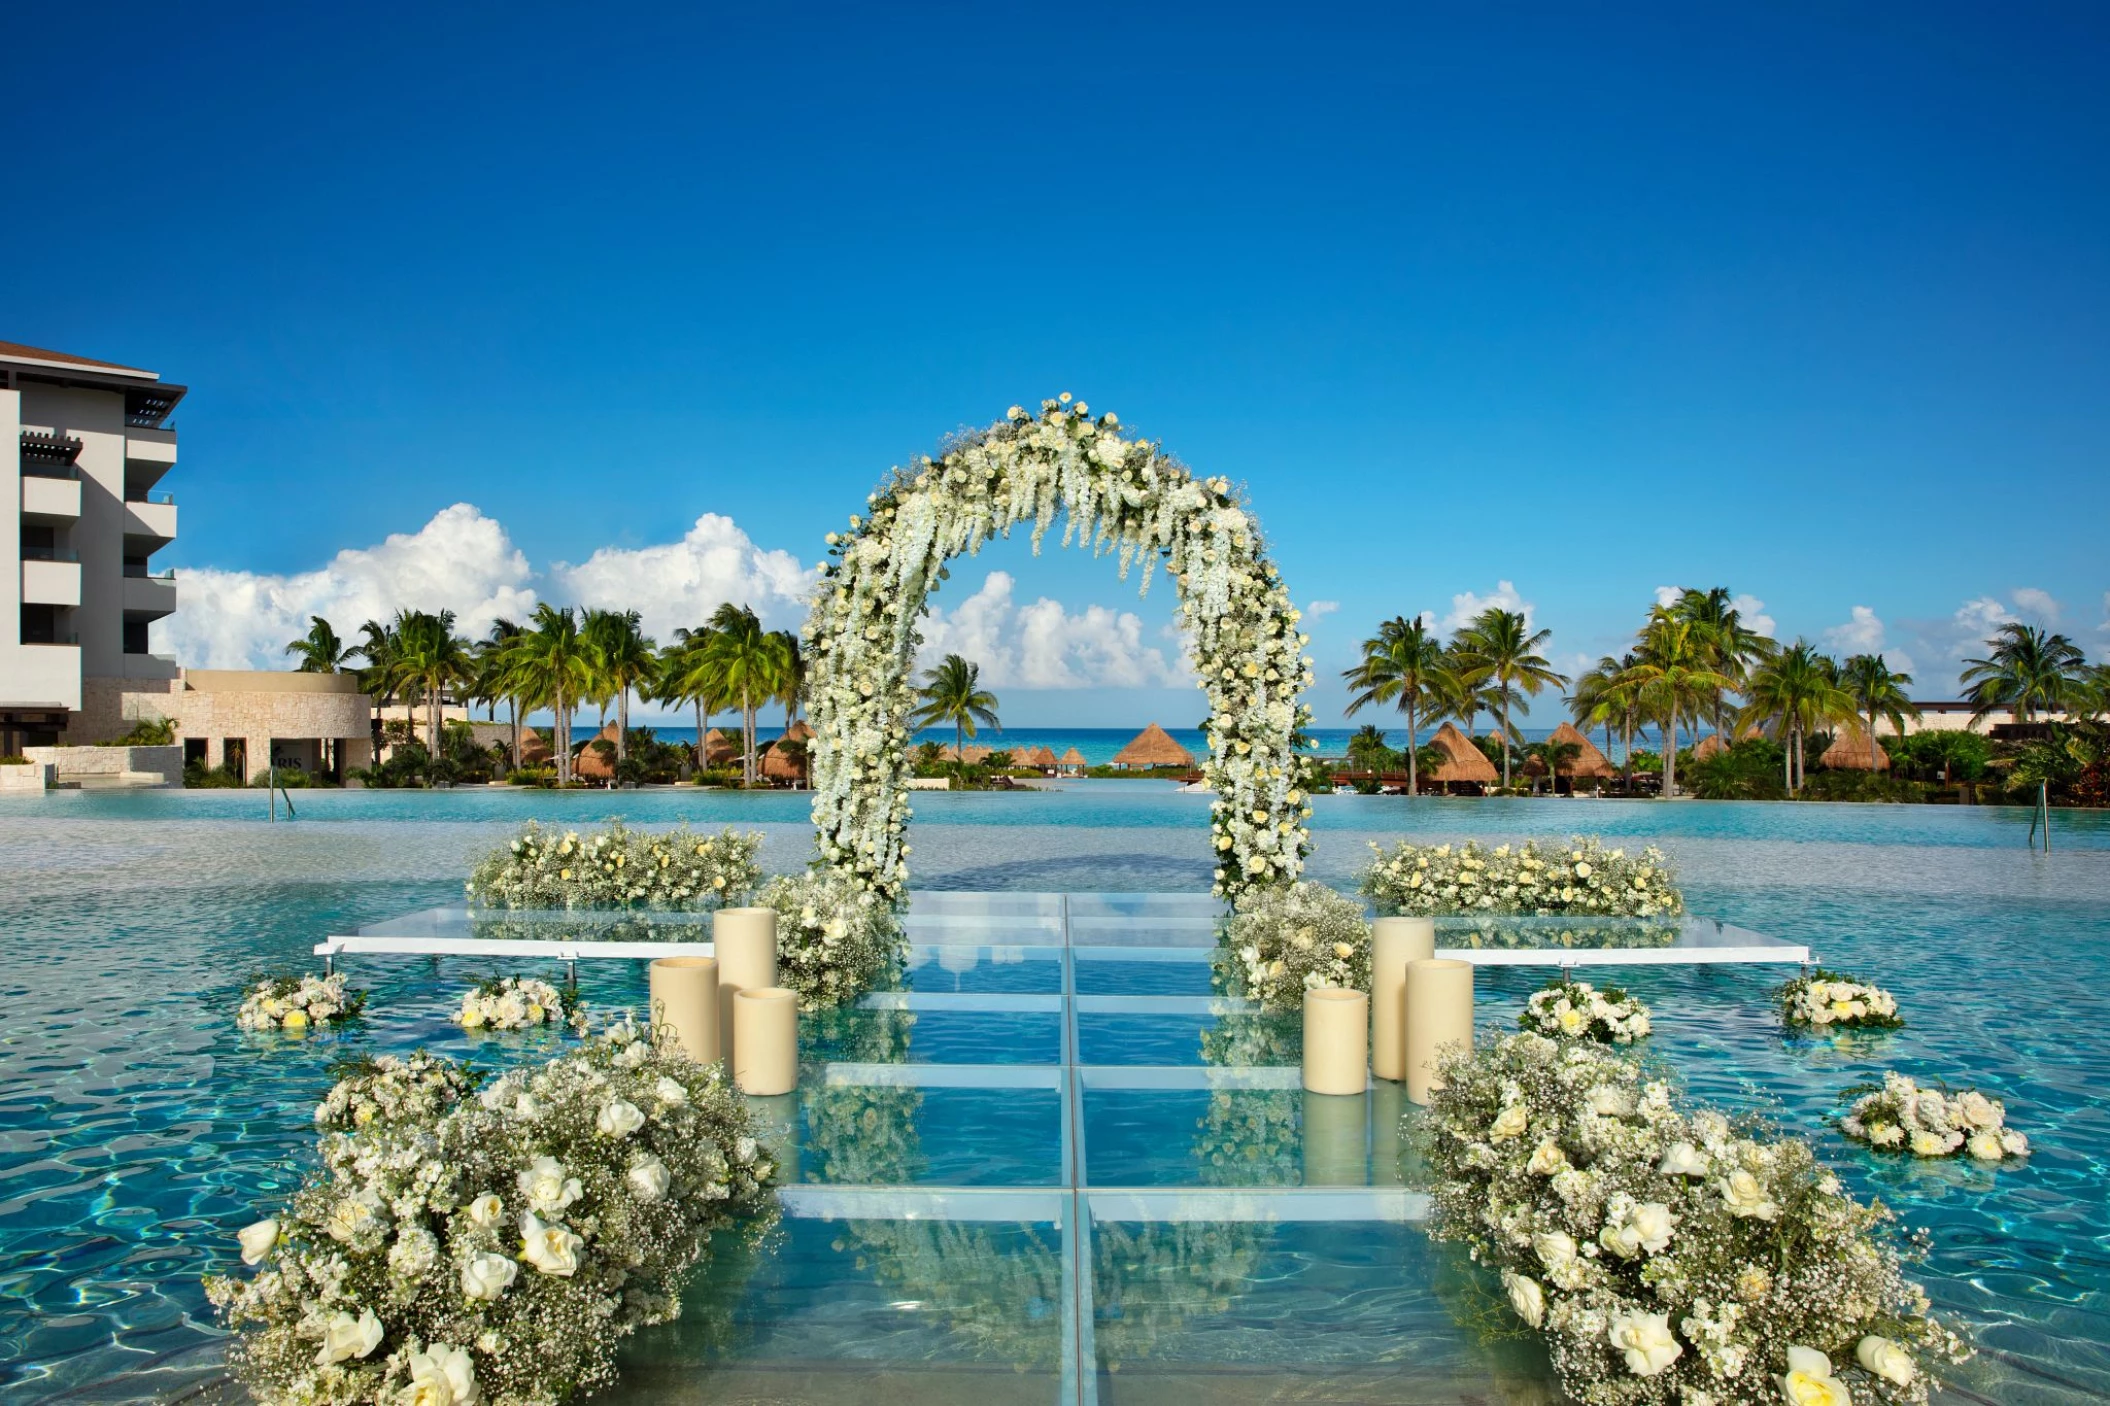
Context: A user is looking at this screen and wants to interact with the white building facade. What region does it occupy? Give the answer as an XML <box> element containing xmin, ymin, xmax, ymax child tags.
<box><xmin>1</xmin><ymin>340</ymin><xmax>182</xmax><ymax>752</ymax></box>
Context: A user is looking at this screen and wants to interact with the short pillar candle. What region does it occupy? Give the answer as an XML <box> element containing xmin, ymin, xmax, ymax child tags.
<box><xmin>1301</xmin><ymin>987</ymin><xmax>1369</xmax><ymax>1096</ymax></box>
<box><xmin>1404</xmin><ymin>957</ymin><xmax>1474</xmax><ymax>1105</ymax></box>
<box><xmin>647</xmin><ymin>956</ymin><xmax>720</xmax><ymax>1064</ymax></box>
<box><xmin>732</xmin><ymin>986</ymin><xmax>799</xmax><ymax>1096</ymax></box>
<box><xmin>1370</xmin><ymin>917</ymin><xmax>1436</xmax><ymax>1082</ymax></box>
<box><xmin>714</xmin><ymin>907</ymin><xmax>779</xmax><ymax>1069</ymax></box>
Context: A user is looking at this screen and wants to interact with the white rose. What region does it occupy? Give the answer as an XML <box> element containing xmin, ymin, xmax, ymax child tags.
<box><xmin>1607</xmin><ymin>1309</ymin><xmax>1682</xmax><ymax>1376</ymax></box>
<box><xmin>316</xmin><ymin>1308</ymin><xmax>384</xmax><ymax>1364</ymax></box>
<box><xmin>1588</xmin><ymin>1085</ymin><xmax>1635</xmax><ymax>1118</ymax></box>
<box><xmin>1628</xmin><ymin>1202</ymin><xmax>1676</xmax><ymax>1254</ymax></box>
<box><xmin>1718</xmin><ymin>1168</ymin><xmax>1779</xmax><ymax>1220</ymax></box>
<box><xmin>1856</xmin><ymin>1335</ymin><xmax>1916</xmax><ymax>1387</ymax></box>
<box><xmin>237</xmin><ymin>1218</ymin><xmax>279</xmax><ymax>1266</ymax></box>
<box><xmin>389</xmin><ymin>1227</ymin><xmax>440</xmax><ymax>1279</ymax></box>
<box><xmin>325</xmin><ymin>1196</ymin><xmax>376</xmax><ymax>1243</ymax></box>
<box><xmin>517</xmin><ymin>1156</ymin><xmax>582</xmax><ymax>1214</ymax></box>
<box><xmin>1955</xmin><ymin>1091</ymin><xmax>2002</xmax><ymax>1129</ymax></box>
<box><xmin>464</xmin><ymin>1193</ymin><xmax>504</xmax><ymax>1229</ymax></box>
<box><xmin>1999</xmin><ymin>1129</ymin><xmax>2030</xmax><ymax>1156</ymax></box>
<box><xmin>654</xmin><ymin>1076</ymin><xmax>688</xmax><ymax>1107</ymax></box>
<box><xmin>520</xmin><ymin>1213</ymin><xmax>582</xmax><ymax>1276</ymax></box>
<box><xmin>628</xmin><ymin>1154</ymin><xmax>671</xmax><ymax>1201</ymax></box>
<box><xmin>1658</xmin><ymin>1142</ymin><xmax>1709</xmax><ymax>1177</ymax></box>
<box><xmin>1527</xmin><ymin>1139</ymin><xmax>1569</xmax><ymax>1175</ymax></box>
<box><xmin>1909</xmin><ymin>1130</ymin><xmax>1950</xmax><ymax>1157</ymax></box>
<box><xmin>1779</xmin><ymin>1345</ymin><xmax>1851</xmax><ymax>1405</ymax></box>
<box><xmin>1504</xmin><ymin>1271</ymin><xmax>1545</xmax><ymax>1328</ymax></box>
<box><xmin>596</xmin><ymin>1099</ymin><xmax>646</xmax><ymax>1138</ymax></box>
<box><xmin>1533</xmin><ymin>1230</ymin><xmax>1576</xmax><ymax>1273</ymax></box>
<box><xmin>403</xmin><ymin>1343</ymin><xmax>480</xmax><ymax>1406</ymax></box>
<box><xmin>459</xmin><ymin>1251</ymin><xmax>518</xmax><ymax>1301</ymax></box>
<box><xmin>1488</xmin><ymin>1104</ymin><xmax>1528</xmax><ymax>1141</ymax></box>
<box><xmin>1966</xmin><ymin>1132</ymin><xmax>2005</xmax><ymax>1161</ymax></box>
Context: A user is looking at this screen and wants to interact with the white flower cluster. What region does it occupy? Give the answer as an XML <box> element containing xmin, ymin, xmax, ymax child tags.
<box><xmin>238</xmin><ymin>973</ymin><xmax>366</xmax><ymax>1032</ymax></box>
<box><xmin>1840</xmin><ymin>1072</ymin><xmax>2028</xmax><ymax>1162</ymax></box>
<box><xmin>754</xmin><ymin>871</ymin><xmax>907</xmax><ymax>1012</ymax></box>
<box><xmin>459</xmin><ymin>977</ymin><xmax>575</xmax><ymax>1032</ymax></box>
<box><xmin>1779</xmin><ymin>969</ymin><xmax>1903</xmax><ymax>1031</ymax></box>
<box><xmin>466</xmin><ymin>822</ymin><xmax>761</xmax><ymax>910</ymax></box>
<box><xmin>1362</xmin><ymin>837</ymin><xmax>1684</xmax><ymax>919</ymax></box>
<box><xmin>1223</xmin><ymin>881</ymin><xmax>1371</xmax><ymax>1011</ymax></box>
<box><xmin>314</xmin><ymin>1054</ymin><xmax>480</xmax><ymax>1134</ymax></box>
<box><xmin>1425</xmin><ymin>1033</ymin><xmax>1970</xmax><ymax>1405</ymax></box>
<box><xmin>206</xmin><ymin>1020</ymin><xmax>777</xmax><ymax>1404</ymax></box>
<box><xmin>802</xmin><ymin>396</ymin><xmax>1312</xmax><ymax>902</ymax></box>
<box><xmin>1522</xmin><ymin>980</ymin><xmax>1652</xmax><ymax>1045</ymax></box>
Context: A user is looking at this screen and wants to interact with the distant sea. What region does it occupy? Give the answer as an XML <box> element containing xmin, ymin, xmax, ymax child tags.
<box><xmin>618</xmin><ymin>723</ymin><xmax>1633</xmax><ymax>766</ymax></box>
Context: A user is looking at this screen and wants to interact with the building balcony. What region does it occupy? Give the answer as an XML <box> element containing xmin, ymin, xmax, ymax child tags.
<box><xmin>124</xmin><ymin>426</ymin><xmax>178</xmax><ymax>476</ymax></box>
<box><xmin>21</xmin><ymin>475</ymin><xmax>82</xmax><ymax>522</ymax></box>
<box><xmin>123</xmin><ymin>496</ymin><xmax>178</xmax><ymax>546</ymax></box>
<box><xmin>123</xmin><ymin>572</ymin><xmax>178</xmax><ymax>620</ymax></box>
<box><xmin>121</xmin><ymin>651</ymin><xmax>182</xmax><ymax>682</ymax></box>
<box><xmin>22</xmin><ymin>559</ymin><xmax>82</xmax><ymax>608</ymax></box>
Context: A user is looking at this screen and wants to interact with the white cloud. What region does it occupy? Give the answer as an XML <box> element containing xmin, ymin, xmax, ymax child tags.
<box><xmin>1443</xmin><ymin>580</ymin><xmax>1533</xmax><ymax>631</ymax></box>
<box><xmin>2100</xmin><ymin>591</ymin><xmax>2110</xmax><ymax>634</ymax></box>
<box><xmin>157</xmin><ymin>504</ymin><xmax>538</xmax><ymax>668</ymax></box>
<box><xmin>1305</xmin><ymin>599</ymin><xmax>1341</xmax><ymax>620</ymax></box>
<box><xmin>1652</xmin><ymin>585</ymin><xmax>1683</xmax><ymax>609</ymax></box>
<box><xmin>550</xmin><ymin>512</ymin><xmax>817</xmax><ymax>641</ymax></box>
<box><xmin>919</xmin><ymin>570</ymin><xmax>1192</xmax><ymax>689</ymax></box>
<box><xmin>1732</xmin><ymin>593</ymin><xmax>1776</xmax><ymax>638</ymax></box>
<box><xmin>2010</xmin><ymin>586</ymin><xmax>2061</xmax><ymax>623</ymax></box>
<box><xmin>1948</xmin><ymin>596</ymin><xmax>2018</xmax><ymax>656</ymax></box>
<box><xmin>1822</xmin><ymin>605</ymin><xmax>1915</xmax><ymax>674</ymax></box>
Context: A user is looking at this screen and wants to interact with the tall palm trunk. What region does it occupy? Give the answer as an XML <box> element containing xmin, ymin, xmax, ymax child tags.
<box><xmin>1662</xmin><ymin>710</ymin><xmax>1678</xmax><ymax>797</ymax></box>
<box><xmin>1867</xmin><ymin>708</ymin><xmax>1880</xmax><ymax>773</ymax></box>
<box><xmin>1406</xmin><ymin>699</ymin><xmax>1418</xmax><ymax>797</ymax></box>
<box><xmin>557</xmin><ymin>693</ymin><xmax>572</xmax><ymax>785</ymax></box>
<box><xmin>509</xmin><ymin>697</ymin><xmax>521</xmax><ymax>774</ymax></box>
<box><xmin>741</xmin><ymin>689</ymin><xmax>756</xmax><ymax>787</ymax></box>
<box><xmin>694</xmin><ymin>699</ymin><xmax>705</xmax><ymax>771</ymax></box>
<box><xmin>1792</xmin><ymin>728</ymin><xmax>1806</xmax><ymax>794</ymax></box>
<box><xmin>616</xmin><ymin>688</ymin><xmax>630</xmax><ymax>767</ymax></box>
<box><xmin>1498</xmin><ymin>698</ymin><xmax>1512</xmax><ymax>788</ymax></box>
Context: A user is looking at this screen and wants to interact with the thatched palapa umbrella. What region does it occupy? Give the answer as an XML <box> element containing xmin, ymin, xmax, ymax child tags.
<box><xmin>1425</xmin><ymin>721</ymin><xmax>1497</xmax><ymax>789</ymax></box>
<box><xmin>1522</xmin><ymin>721</ymin><xmax>1616</xmax><ymax>781</ymax></box>
<box><xmin>1110</xmin><ymin>722</ymin><xmax>1196</xmax><ymax>770</ymax></box>
<box><xmin>1059</xmin><ymin>746</ymin><xmax>1087</xmax><ymax>775</ymax></box>
<box><xmin>1820</xmin><ymin>725</ymin><xmax>1890</xmax><ymax>771</ymax></box>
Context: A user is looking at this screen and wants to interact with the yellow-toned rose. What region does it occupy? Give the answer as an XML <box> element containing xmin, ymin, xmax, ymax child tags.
<box><xmin>1489</xmin><ymin>1103</ymin><xmax>1529</xmax><ymax>1141</ymax></box>
<box><xmin>1779</xmin><ymin>1346</ymin><xmax>1850</xmax><ymax>1405</ymax></box>
<box><xmin>1856</xmin><ymin>1336</ymin><xmax>1916</xmax><ymax>1387</ymax></box>
<box><xmin>281</xmin><ymin>1010</ymin><xmax>309</xmax><ymax>1030</ymax></box>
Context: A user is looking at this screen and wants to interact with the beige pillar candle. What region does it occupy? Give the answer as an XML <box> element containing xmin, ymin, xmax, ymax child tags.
<box><xmin>732</xmin><ymin>986</ymin><xmax>799</xmax><ymax>1096</ymax></box>
<box><xmin>1301</xmin><ymin>1088</ymin><xmax>1368</xmax><ymax>1186</ymax></box>
<box><xmin>1301</xmin><ymin>987</ymin><xmax>1369</xmax><ymax>1096</ymax></box>
<box><xmin>647</xmin><ymin>956</ymin><xmax>720</xmax><ymax>1064</ymax></box>
<box><xmin>1370</xmin><ymin>917</ymin><xmax>1436</xmax><ymax>1082</ymax></box>
<box><xmin>1404</xmin><ymin>958</ymin><xmax>1474</xmax><ymax>1105</ymax></box>
<box><xmin>714</xmin><ymin>907</ymin><xmax>779</xmax><ymax>1069</ymax></box>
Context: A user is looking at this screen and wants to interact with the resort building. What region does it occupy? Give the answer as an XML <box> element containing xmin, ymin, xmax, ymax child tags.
<box><xmin>1</xmin><ymin>340</ymin><xmax>182</xmax><ymax>752</ymax></box>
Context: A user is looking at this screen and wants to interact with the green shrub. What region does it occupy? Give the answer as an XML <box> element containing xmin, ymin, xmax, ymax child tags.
<box><xmin>101</xmin><ymin>717</ymin><xmax>176</xmax><ymax>747</ymax></box>
<box><xmin>184</xmin><ymin>760</ymin><xmax>245</xmax><ymax>788</ymax></box>
<box><xmin>0</xmin><ymin>754</ymin><xmax>30</xmax><ymax>766</ymax></box>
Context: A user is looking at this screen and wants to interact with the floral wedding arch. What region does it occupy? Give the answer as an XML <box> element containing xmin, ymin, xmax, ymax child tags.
<box><xmin>805</xmin><ymin>395</ymin><xmax>1314</xmax><ymax>903</ymax></box>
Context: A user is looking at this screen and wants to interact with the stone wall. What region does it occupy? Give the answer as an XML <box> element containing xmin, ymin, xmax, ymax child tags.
<box><xmin>21</xmin><ymin>745</ymin><xmax>182</xmax><ymax>786</ymax></box>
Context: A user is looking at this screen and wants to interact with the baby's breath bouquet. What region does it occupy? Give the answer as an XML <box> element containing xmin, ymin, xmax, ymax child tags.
<box><xmin>466</xmin><ymin>822</ymin><xmax>761</xmax><ymax>910</ymax></box>
<box><xmin>754</xmin><ymin>870</ymin><xmax>906</xmax><ymax>1011</ymax></box>
<box><xmin>1520</xmin><ymin>979</ymin><xmax>1652</xmax><ymax>1045</ymax></box>
<box><xmin>1364</xmin><ymin>837</ymin><xmax>1683</xmax><ymax>919</ymax></box>
<box><xmin>459</xmin><ymin>976</ymin><xmax>580</xmax><ymax>1032</ymax></box>
<box><xmin>1221</xmin><ymin>880</ymin><xmax>1371</xmax><ymax>1011</ymax></box>
<box><xmin>1423</xmin><ymin>1033</ymin><xmax>1970</xmax><ymax>1405</ymax></box>
<box><xmin>1840</xmin><ymin>1072</ymin><xmax>2028</xmax><ymax>1162</ymax></box>
<box><xmin>1779</xmin><ymin>969</ymin><xmax>1903</xmax><ymax>1032</ymax></box>
<box><xmin>238</xmin><ymin>973</ymin><xmax>367</xmax><ymax>1032</ymax></box>
<box><xmin>207</xmin><ymin>1018</ymin><xmax>777</xmax><ymax>1405</ymax></box>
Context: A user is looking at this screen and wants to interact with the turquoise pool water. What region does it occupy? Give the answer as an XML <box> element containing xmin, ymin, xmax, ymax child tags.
<box><xmin>1</xmin><ymin>791</ymin><xmax>2106</xmax><ymax>1403</ymax></box>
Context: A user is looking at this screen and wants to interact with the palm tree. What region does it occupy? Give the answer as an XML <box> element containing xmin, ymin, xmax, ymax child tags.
<box><xmin>516</xmin><ymin>604</ymin><xmax>592</xmax><ymax>784</ymax></box>
<box><xmin>1624</xmin><ymin>609</ymin><xmax>1734</xmax><ymax>799</ymax></box>
<box><xmin>351</xmin><ymin>617</ymin><xmax>405</xmax><ymax>768</ymax></box>
<box><xmin>909</xmin><ymin>653</ymin><xmax>1001</xmax><ymax>765</ymax></box>
<box><xmin>1341</xmin><ymin>615</ymin><xmax>1450</xmax><ymax>795</ymax></box>
<box><xmin>769</xmin><ymin>629</ymin><xmax>806</xmax><ymax>728</ymax></box>
<box><xmin>1568</xmin><ymin>653</ymin><xmax>1640</xmax><ymax>786</ymax></box>
<box><xmin>1670</xmin><ymin>587</ymin><xmax>1777</xmax><ymax>748</ymax></box>
<box><xmin>703</xmin><ymin>604</ymin><xmax>780</xmax><ymax>786</ymax></box>
<box><xmin>393</xmin><ymin>609</ymin><xmax>473</xmax><ymax>758</ymax></box>
<box><xmin>1960</xmin><ymin>623</ymin><xmax>2085</xmax><ymax>724</ymax></box>
<box><xmin>654</xmin><ymin>626</ymin><xmax>721</xmax><ymax>767</ymax></box>
<box><xmin>1451</xmin><ymin>607</ymin><xmax>1568</xmax><ymax>788</ymax></box>
<box><xmin>284</xmin><ymin>616</ymin><xmax>353</xmax><ymax>673</ymax></box>
<box><xmin>1345</xmin><ymin>723</ymin><xmax>1398</xmax><ymax>776</ymax></box>
<box><xmin>1737</xmin><ymin>639</ymin><xmax>1854</xmax><ymax>794</ymax></box>
<box><xmin>1840</xmin><ymin>654</ymin><xmax>1919</xmax><ymax>773</ymax></box>
<box><xmin>474</xmin><ymin>619</ymin><xmax>527</xmax><ymax>770</ymax></box>
<box><xmin>1526</xmin><ymin>736</ymin><xmax>1581</xmax><ymax>793</ymax></box>
<box><xmin>582</xmin><ymin>608</ymin><xmax>656</xmax><ymax>767</ymax></box>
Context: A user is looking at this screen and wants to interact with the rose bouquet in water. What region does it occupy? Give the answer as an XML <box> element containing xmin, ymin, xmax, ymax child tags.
<box><xmin>1840</xmin><ymin>1072</ymin><xmax>2028</xmax><ymax>1162</ymax></box>
<box><xmin>458</xmin><ymin>976</ymin><xmax>580</xmax><ymax>1032</ymax></box>
<box><xmin>1520</xmin><ymin>979</ymin><xmax>1652</xmax><ymax>1045</ymax></box>
<box><xmin>1422</xmin><ymin>1033</ymin><xmax>1970</xmax><ymax>1405</ymax></box>
<box><xmin>207</xmin><ymin>1019</ymin><xmax>777</xmax><ymax>1405</ymax></box>
<box><xmin>238</xmin><ymin>974</ymin><xmax>368</xmax><ymax>1032</ymax></box>
<box><xmin>1779</xmin><ymin>969</ymin><xmax>1904</xmax><ymax>1032</ymax></box>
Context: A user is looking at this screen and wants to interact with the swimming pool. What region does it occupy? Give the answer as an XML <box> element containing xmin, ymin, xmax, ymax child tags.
<box><xmin>1</xmin><ymin>791</ymin><xmax>2105</xmax><ymax>1402</ymax></box>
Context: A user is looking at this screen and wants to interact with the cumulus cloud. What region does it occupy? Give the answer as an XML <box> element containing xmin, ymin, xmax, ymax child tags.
<box><xmin>919</xmin><ymin>570</ymin><xmax>1192</xmax><ymax>689</ymax></box>
<box><xmin>1651</xmin><ymin>585</ymin><xmax>1774</xmax><ymax>637</ymax></box>
<box><xmin>1652</xmin><ymin>585</ymin><xmax>1682</xmax><ymax>609</ymax></box>
<box><xmin>2010</xmin><ymin>586</ymin><xmax>2061</xmax><ymax>623</ymax></box>
<box><xmin>1444</xmin><ymin>580</ymin><xmax>1533</xmax><ymax>631</ymax></box>
<box><xmin>1947</xmin><ymin>596</ymin><xmax>2019</xmax><ymax>653</ymax></box>
<box><xmin>1822</xmin><ymin>606</ymin><xmax>1914</xmax><ymax>674</ymax></box>
<box><xmin>1305</xmin><ymin>600</ymin><xmax>1341</xmax><ymax>620</ymax></box>
<box><xmin>157</xmin><ymin>504</ymin><xmax>538</xmax><ymax>668</ymax></box>
<box><xmin>550</xmin><ymin>512</ymin><xmax>817</xmax><ymax>641</ymax></box>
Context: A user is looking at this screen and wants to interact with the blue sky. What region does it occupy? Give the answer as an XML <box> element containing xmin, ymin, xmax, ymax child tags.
<box><xmin>8</xmin><ymin>3</ymin><xmax>2108</xmax><ymax>726</ymax></box>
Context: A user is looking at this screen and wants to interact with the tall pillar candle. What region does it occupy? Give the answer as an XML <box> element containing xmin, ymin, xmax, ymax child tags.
<box><xmin>1301</xmin><ymin>1089</ymin><xmax>1369</xmax><ymax>1186</ymax></box>
<box><xmin>1370</xmin><ymin>917</ymin><xmax>1436</xmax><ymax>1082</ymax></box>
<box><xmin>648</xmin><ymin>956</ymin><xmax>720</xmax><ymax>1064</ymax></box>
<box><xmin>1403</xmin><ymin>958</ymin><xmax>1473</xmax><ymax>1105</ymax></box>
<box><xmin>733</xmin><ymin>986</ymin><xmax>799</xmax><ymax>1097</ymax></box>
<box><xmin>714</xmin><ymin>907</ymin><xmax>779</xmax><ymax>1069</ymax></box>
<box><xmin>1301</xmin><ymin>987</ymin><xmax>1369</xmax><ymax>1096</ymax></box>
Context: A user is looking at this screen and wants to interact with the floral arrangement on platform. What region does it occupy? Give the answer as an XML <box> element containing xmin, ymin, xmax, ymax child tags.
<box><xmin>1442</xmin><ymin>919</ymin><xmax>1682</xmax><ymax>952</ymax></box>
<box><xmin>1222</xmin><ymin>880</ymin><xmax>1370</xmax><ymax>1011</ymax></box>
<box><xmin>1423</xmin><ymin>1032</ymin><xmax>1970</xmax><ymax>1405</ymax></box>
<box><xmin>1840</xmin><ymin>1072</ymin><xmax>2029</xmax><ymax>1162</ymax></box>
<box><xmin>238</xmin><ymin>974</ymin><xmax>367</xmax><ymax>1032</ymax></box>
<box><xmin>1363</xmin><ymin>837</ymin><xmax>1683</xmax><ymax>919</ymax></box>
<box><xmin>754</xmin><ymin>870</ymin><xmax>907</xmax><ymax>1011</ymax></box>
<box><xmin>459</xmin><ymin>977</ymin><xmax>580</xmax><ymax>1032</ymax></box>
<box><xmin>207</xmin><ymin>1018</ymin><xmax>778</xmax><ymax>1405</ymax></box>
<box><xmin>1521</xmin><ymin>979</ymin><xmax>1652</xmax><ymax>1045</ymax></box>
<box><xmin>1779</xmin><ymin>968</ymin><xmax>1904</xmax><ymax>1032</ymax></box>
<box><xmin>466</xmin><ymin>821</ymin><xmax>762</xmax><ymax>910</ymax></box>
<box><xmin>802</xmin><ymin>395</ymin><xmax>1313</xmax><ymax>902</ymax></box>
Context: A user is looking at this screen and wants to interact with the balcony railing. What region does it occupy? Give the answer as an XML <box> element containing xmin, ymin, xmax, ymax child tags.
<box><xmin>22</xmin><ymin>547</ymin><xmax>80</xmax><ymax>563</ymax></box>
<box><xmin>20</xmin><ymin>461</ymin><xmax>79</xmax><ymax>481</ymax></box>
<box><xmin>128</xmin><ymin>490</ymin><xmax>177</xmax><ymax>506</ymax></box>
<box><xmin>123</xmin><ymin>564</ymin><xmax>176</xmax><ymax>580</ymax></box>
